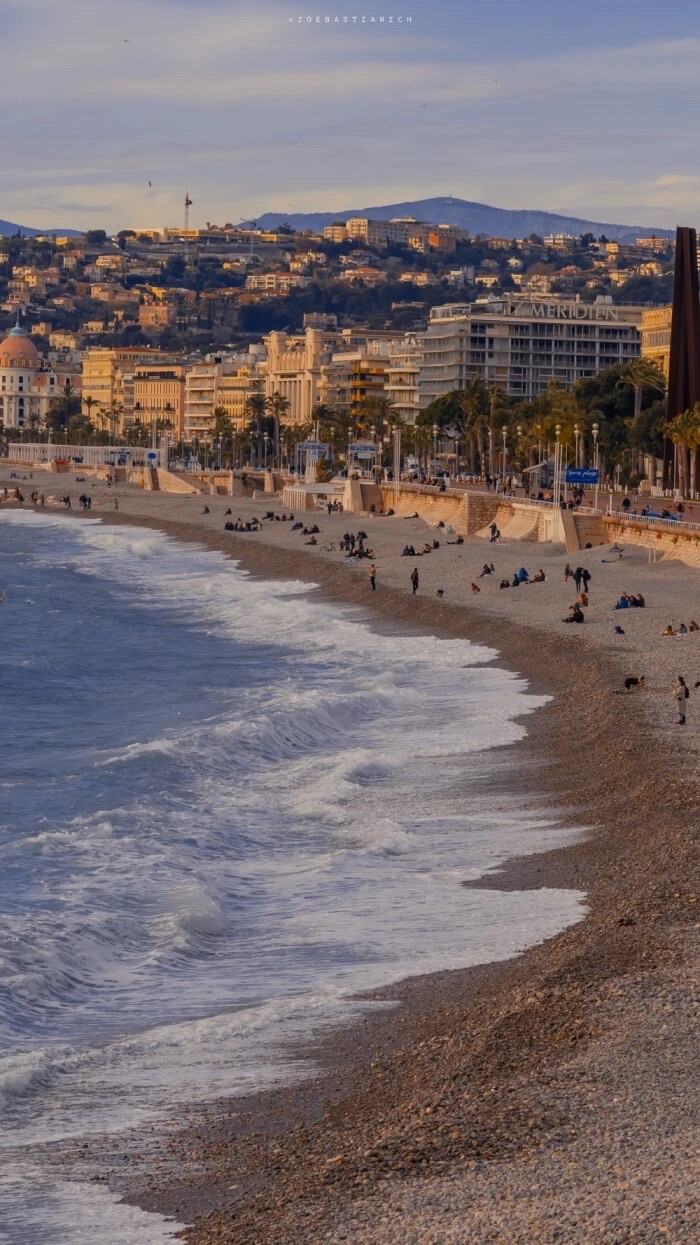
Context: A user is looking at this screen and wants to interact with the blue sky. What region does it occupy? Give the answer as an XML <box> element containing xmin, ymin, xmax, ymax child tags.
<box><xmin>2</xmin><ymin>0</ymin><xmax>700</xmax><ymax>231</ymax></box>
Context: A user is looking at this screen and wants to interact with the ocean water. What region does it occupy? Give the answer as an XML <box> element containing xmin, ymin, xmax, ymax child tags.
<box><xmin>0</xmin><ymin>511</ymin><xmax>586</xmax><ymax>1243</ymax></box>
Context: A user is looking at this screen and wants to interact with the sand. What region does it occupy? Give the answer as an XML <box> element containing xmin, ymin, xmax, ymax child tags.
<box><xmin>2</xmin><ymin>468</ymin><xmax>699</xmax><ymax>1244</ymax></box>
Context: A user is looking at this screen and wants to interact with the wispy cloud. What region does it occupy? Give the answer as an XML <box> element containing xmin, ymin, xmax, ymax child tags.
<box><xmin>1</xmin><ymin>2</ymin><xmax>699</xmax><ymax>230</ymax></box>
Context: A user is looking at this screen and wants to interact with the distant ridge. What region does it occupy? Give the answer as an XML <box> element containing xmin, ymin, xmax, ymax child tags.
<box><xmin>245</xmin><ymin>196</ymin><xmax>674</xmax><ymax>244</ymax></box>
<box><xmin>0</xmin><ymin>217</ymin><xmax>81</xmax><ymax>238</ymax></box>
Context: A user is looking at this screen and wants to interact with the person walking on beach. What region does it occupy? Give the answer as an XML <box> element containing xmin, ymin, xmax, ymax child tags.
<box><xmin>674</xmin><ymin>675</ymin><xmax>689</xmax><ymax>725</ymax></box>
<box><xmin>369</xmin><ymin>563</ymin><xmax>377</xmax><ymax>592</ymax></box>
<box><xmin>114</xmin><ymin>497</ymin><xmax>119</xmax><ymax>510</ymax></box>
<box><xmin>411</xmin><ymin>567</ymin><xmax>419</xmax><ymax>595</ymax></box>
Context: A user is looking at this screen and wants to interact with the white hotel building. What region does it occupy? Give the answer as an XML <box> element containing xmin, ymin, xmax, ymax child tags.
<box><xmin>385</xmin><ymin>296</ymin><xmax>644</xmax><ymax>417</ymax></box>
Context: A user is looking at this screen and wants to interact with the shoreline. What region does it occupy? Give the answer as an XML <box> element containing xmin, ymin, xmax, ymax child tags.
<box><xmin>3</xmin><ymin>489</ymin><xmax>699</xmax><ymax>1243</ymax></box>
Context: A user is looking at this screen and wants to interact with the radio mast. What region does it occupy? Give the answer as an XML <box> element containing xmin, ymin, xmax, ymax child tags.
<box><xmin>184</xmin><ymin>193</ymin><xmax>193</xmax><ymax>230</ymax></box>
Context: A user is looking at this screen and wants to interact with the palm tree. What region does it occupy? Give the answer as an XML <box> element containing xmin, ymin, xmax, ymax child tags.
<box><xmin>455</xmin><ymin>377</ymin><xmax>490</xmax><ymax>474</ymax></box>
<box><xmin>617</xmin><ymin>357</ymin><xmax>666</xmax><ymax>420</ymax></box>
<box><xmin>46</xmin><ymin>380</ymin><xmax>81</xmax><ymax>436</ymax></box>
<box><xmin>617</xmin><ymin>358</ymin><xmax>666</xmax><ymax>474</ymax></box>
<box><xmin>266</xmin><ymin>391</ymin><xmax>290</xmax><ymax>466</ymax></box>
<box><xmin>82</xmin><ymin>394</ymin><xmax>100</xmax><ymax>429</ymax></box>
<box><xmin>213</xmin><ymin>406</ymin><xmax>234</xmax><ymax>468</ymax></box>
<box><xmin>245</xmin><ymin>392</ymin><xmax>267</xmax><ymax>467</ymax></box>
<box><xmin>668</xmin><ymin>404</ymin><xmax>700</xmax><ymax>496</ymax></box>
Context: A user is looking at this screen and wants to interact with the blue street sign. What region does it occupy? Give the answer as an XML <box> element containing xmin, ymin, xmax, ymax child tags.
<box><xmin>297</xmin><ymin>440</ymin><xmax>327</xmax><ymax>453</ymax></box>
<box><xmin>349</xmin><ymin>441</ymin><xmax>378</xmax><ymax>454</ymax></box>
<box><xmin>565</xmin><ymin>468</ymin><xmax>599</xmax><ymax>485</ymax></box>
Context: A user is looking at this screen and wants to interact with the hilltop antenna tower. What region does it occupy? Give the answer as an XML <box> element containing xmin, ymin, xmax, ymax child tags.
<box><xmin>184</xmin><ymin>193</ymin><xmax>193</xmax><ymax>230</ymax></box>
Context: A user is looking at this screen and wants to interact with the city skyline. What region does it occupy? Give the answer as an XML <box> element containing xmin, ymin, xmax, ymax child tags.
<box><xmin>2</xmin><ymin>0</ymin><xmax>700</xmax><ymax>232</ymax></box>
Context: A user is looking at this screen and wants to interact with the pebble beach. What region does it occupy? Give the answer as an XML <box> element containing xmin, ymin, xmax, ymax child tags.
<box><xmin>2</xmin><ymin>469</ymin><xmax>698</xmax><ymax>1245</ymax></box>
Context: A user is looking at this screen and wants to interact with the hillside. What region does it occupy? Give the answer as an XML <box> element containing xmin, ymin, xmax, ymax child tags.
<box><xmin>0</xmin><ymin>217</ymin><xmax>81</xmax><ymax>238</ymax></box>
<box><xmin>246</xmin><ymin>196</ymin><xmax>674</xmax><ymax>244</ymax></box>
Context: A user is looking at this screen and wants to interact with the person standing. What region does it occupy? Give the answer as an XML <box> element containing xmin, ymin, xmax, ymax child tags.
<box><xmin>411</xmin><ymin>567</ymin><xmax>419</xmax><ymax>595</ymax></box>
<box><xmin>582</xmin><ymin>567</ymin><xmax>592</xmax><ymax>592</ymax></box>
<box><xmin>674</xmin><ymin>676</ymin><xmax>689</xmax><ymax>725</ymax></box>
<box><xmin>573</xmin><ymin>566</ymin><xmax>583</xmax><ymax>592</ymax></box>
<box><xmin>369</xmin><ymin>562</ymin><xmax>376</xmax><ymax>592</ymax></box>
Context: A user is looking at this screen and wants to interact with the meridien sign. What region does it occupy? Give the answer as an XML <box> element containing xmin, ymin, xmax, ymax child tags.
<box><xmin>503</xmin><ymin>300</ymin><xmax>621</xmax><ymax>322</ymax></box>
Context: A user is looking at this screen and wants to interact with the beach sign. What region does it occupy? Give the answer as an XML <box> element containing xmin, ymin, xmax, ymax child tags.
<box><xmin>298</xmin><ymin>440</ymin><xmax>328</xmax><ymax>454</ymax></box>
<box><xmin>566</xmin><ymin>468</ymin><xmax>599</xmax><ymax>485</ymax></box>
<box><xmin>349</xmin><ymin>441</ymin><xmax>378</xmax><ymax>456</ymax></box>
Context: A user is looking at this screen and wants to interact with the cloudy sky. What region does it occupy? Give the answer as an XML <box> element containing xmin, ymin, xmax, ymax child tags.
<box><xmin>2</xmin><ymin>0</ymin><xmax>700</xmax><ymax>232</ymax></box>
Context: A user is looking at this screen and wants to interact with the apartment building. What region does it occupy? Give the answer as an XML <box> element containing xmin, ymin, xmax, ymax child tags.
<box><xmin>81</xmin><ymin>346</ymin><xmax>173</xmax><ymax>431</ymax></box>
<box><xmin>132</xmin><ymin>364</ymin><xmax>186</xmax><ymax>438</ymax></box>
<box><xmin>183</xmin><ymin>350</ymin><xmax>266</xmax><ymax>441</ymax></box>
<box><xmin>640</xmin><ymin>305</ymin><xmax>671</xmax><ymax>380</ymax></box>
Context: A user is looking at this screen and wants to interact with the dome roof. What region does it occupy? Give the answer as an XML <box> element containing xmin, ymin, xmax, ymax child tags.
<box><xmin>0</xmin><ymin>323</ymin><xmax>39</xmax><ymax>366</ymax></box>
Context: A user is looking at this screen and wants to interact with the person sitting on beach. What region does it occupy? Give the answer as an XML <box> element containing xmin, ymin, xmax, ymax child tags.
<box><xmin>662</xmin><ymin>624</ymin><xmax>677</xmax><ymax>636</ymax></box>
<box><xmin>630</xmin><ymin>593</ymin><xmax>645</xmax><ymax>608</ymax></box>
<box><xmin>202</xmin><ymin>505</ymin><xmax>210</xmax><ymax>514</ymax></box>
<box><xmin>563</xmin><ymin>605</ymin><xmax>585</xmax><ymax>623</ymax></box>
<box><xmin>225</xmin><ymin>508</ymin><xmax>232</xmax><ymax>515</ymax></box>
<box><xmin>511</xmin><ymin>573</ymin><xmax>520</xmax><ymax>587</ymax></box>
<box><xmin>436</xmin><ymin>588</ymin><xmax>445</xmax><ymax>598</ymax></box>
<box><xmin>615</xmin><ymin>595</ymin><xmax>631</xmax><ymax>610</ymax></box>
<box><xmin>422</xmin><ymin>542</ymin><xmax>432</xmax><ymax>554</ymax></box>
<box><xmin>471</xmin><ymin>582</ymin><xmax>481</xmax><ymax>593</ymax></box>
<box><xmin>679</xmin><ymin>622</ymin><xmax>689</xmax><ymax>634</ymax></box>
<box><xmin>517</xmin><ymin>567</ymin><xmax>529</xmax><ymax>582</ymax></box>
<box><xmin>614</xmin><ymin>625</ymin><xmax>625</xmax><ymax>635</ymax></box>
<box><xmin>478</xmin><ymin>563</ymin><xmax>493</xmax><ymax>577</ymax></box>
<box><xmin>432</xmin><ymin>539</ymin><xmax>440</xmax><ymax>549</ymax></box>
<box><xmin>532</xmin><ymin>569</ymin><xmax>546</xmax><ymax>582</ymax></box>
<box><xmin>577</xmin><ymin>591</ymin><xmax>589</xmax><ymax>607</ymax></box>
<box><xmin>500</xmin><ymin>579</ymin><xmax>510</xmax><ymax>589</ymax></box>
<box><xmin>689</xmin><ymin>620</ymin><xmax>699</xmax><ymax>632</ymax></box>
<box><xmin>305</xmin><ymin>536</ymin><xmax>318</xmax><ymax>545</ymax></box>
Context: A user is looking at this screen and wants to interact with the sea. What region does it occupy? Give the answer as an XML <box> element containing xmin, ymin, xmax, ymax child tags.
<box><xmin>0</xmin><ymin>511</ymin><xmax>586</xmax><ymax>1243</ymax></box>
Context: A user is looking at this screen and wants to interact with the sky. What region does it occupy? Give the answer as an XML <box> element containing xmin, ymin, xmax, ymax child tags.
<box><xmin>3</xmin><ymin>0</ymin><xmax>700</xmax><ymax>232</ymax></box>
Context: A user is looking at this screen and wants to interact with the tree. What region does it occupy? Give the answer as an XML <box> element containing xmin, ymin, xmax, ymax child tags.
<box><xmin>266</xmin><ymin>391</ymin><xmax>290</xmax><ymax>465</ymax></box>
<box><xmin>668</xmin><ymin>404</ymin><xmax>700</xmax><ymax>496</ymax></box>
<box><xmin>213</xmin><ymin>406</ymin><xmax>234</xmax><ymax>466</ymax></box>
<box><xmin>46</xmin><ymin>380</ymin><xmax>81</xmax><ymax>433</ymax></box>
<box><xmin>84</xmin><ymin>230</ymin><xmax>107</xmax><ymax>246</ymax></box>
<box><xmin>616</xmin><ymin>357</ymin><xmax>666</xmax><ymax>420</ymax></box>
<box><xmin>82</xmin><ymin>394</ymin><xmax>100</xmax><ymax>428</ymax></box>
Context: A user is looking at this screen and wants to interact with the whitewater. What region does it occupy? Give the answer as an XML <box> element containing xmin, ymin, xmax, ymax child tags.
<box><xmin>0</xmin><ymin>511</ymin><xmax>585</xmax><ymax>1242</ymax></box>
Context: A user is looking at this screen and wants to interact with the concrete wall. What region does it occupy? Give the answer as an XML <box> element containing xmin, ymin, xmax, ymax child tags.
<box><xmin>604</xmin><ymin>517</ymin><xmax>700</xmax><ymax>568</ymax></box>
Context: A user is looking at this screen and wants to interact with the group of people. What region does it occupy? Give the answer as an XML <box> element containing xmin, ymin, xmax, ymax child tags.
<box><xmin>224</xmin><ymin>517</ymin><xmax>261</xmax><ymax>532</ymax></box>
<box><xmin>662</xmin><ymin>621</ymin><xmax>699</xmax><ymax>636</ymax></box>
<box><xmin>401</xmin><ymin>540</ymin><xmax>440</xmax><ymax>556</ymax></box>
<box><xmin>78</xmin><ymin>494</ymin><xmax>93</xmax><ymax>511</ymax></box>
<box><xmin>564</xmin><ymin>565</ymin><xmax>592</xmax><ymax>593</ymax></box>
<box><xmin>262</xmin><ymin>511</ymin><xmax>295</xmax><ymax>523</ymax></box>
<box><xmin>498</xmin><ymin>566</ymin><xmax>546</xmax><ymax>589</ymax></box>
<box><xmin>614</xmin><ymin>593</ymin><xmax>645</xmax><ymax>610</ymax></box>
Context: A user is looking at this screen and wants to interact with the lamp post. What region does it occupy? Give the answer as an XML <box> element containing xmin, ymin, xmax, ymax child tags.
<box><xmin>432</xmin><ymin>422</ymin><xmax>439</xmax><ymax>468</ymax></box>
<box><xmin>488</xmin><ymin>425</ymin><xmax>494</xmax><ymax>480</ymax></box>
<box><xmin>574</xmin><ymin>422</ymin><xmax>581</xmax><ymax>469</ymax></box>
<box><xmin>592</xmin><ymin>422</ymin><xmax>599</xmax><ymax>511</ymax></box>
<box><xmin>393</xmin><ymin>426</ymin><xmax>401</xmax><ymax>507</ymax></box>
<box><xmin>554</xmin><ymin>423</ymin><xmax>561</xmax><ymax>507</ymax></box>
<box><xmin>501</xmin><ymin>424</ymin><xmax>508</xmax><ymax>483</ymax></box>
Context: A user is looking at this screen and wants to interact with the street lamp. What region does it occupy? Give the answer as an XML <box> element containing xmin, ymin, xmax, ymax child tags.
<box><xmin>501</xmin><ymin>424</ymin><xmax>508</xmax><ymax>482</ymax></box>
<box><xmin>574</xmin><ymin>422</ymin><xmax>581</xmax><ymax>469</ymax></box>
<box><xmin>432</xmin><ymin>423</ymin><xmax>439</xmax><ymax>466</ymax></box>
<box><xmin>592</xmin><ymin>421</ymin><xmax>600</xmax><ymax>511</ymax></box>
<box><xmin>554</xmin><ymin>423</ymin><xmax>561</xmax><ymax>505</ymax></box>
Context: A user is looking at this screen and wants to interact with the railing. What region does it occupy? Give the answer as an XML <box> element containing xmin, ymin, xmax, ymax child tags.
<box><xmin>605</xmin><ymin>510</ymin><xmax>700</xmax><ymax>533</ymax></box>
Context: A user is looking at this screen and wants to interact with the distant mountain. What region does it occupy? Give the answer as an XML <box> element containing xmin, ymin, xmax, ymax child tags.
<box><xmin>0</xmin><ymin>217</ymin><xmax>81</xmax><ymax>238</ymax></box>
<box><xmin>245</xmin><ymin>196</ymin><xmax>674</xmax><ymax>244</ymax></box>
